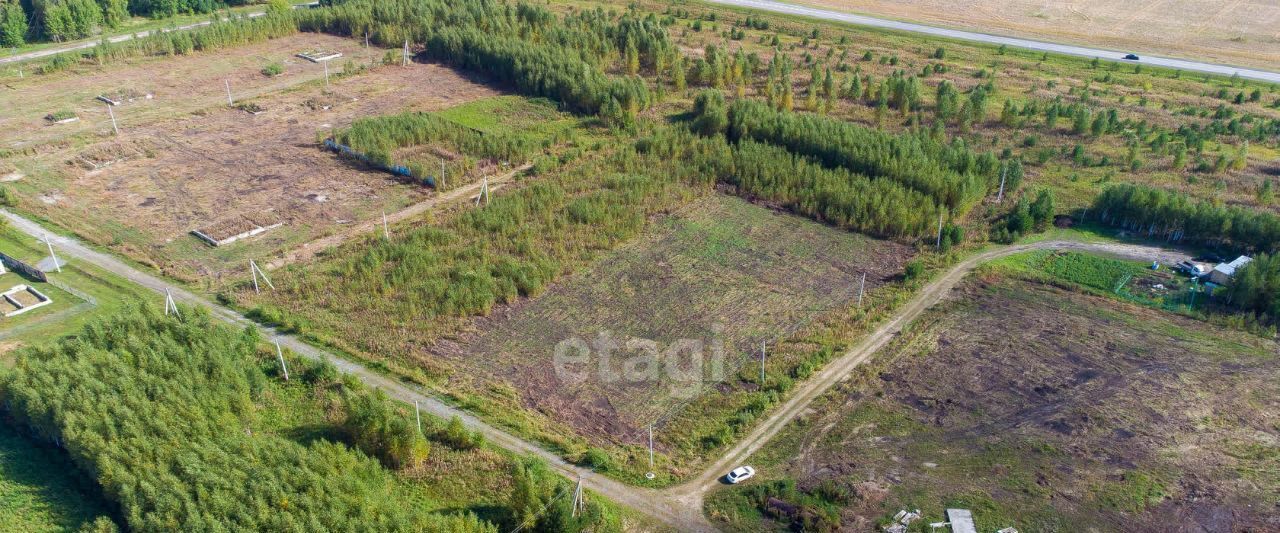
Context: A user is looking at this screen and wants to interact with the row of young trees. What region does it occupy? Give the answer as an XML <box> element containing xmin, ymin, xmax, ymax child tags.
<box><xmin>248</xmin><ymin>143</ymin><xmax>710</xmax><ymax>356</ymax></box>
<box><xmin>0</xmin><ymin>305</ymin><xmax>492</xmax><ymax>532</ymax></box>
<box><xmin>717</xmin><ymin>99</ymin><xmax>995</xmax><ymax>213</ymax></box>
<box><xmin>296</xmin><ymin>0</ymin><xmax>673</xmax><ymax>126</ymax></box>
<box><xmin>336</xmin><ymin>111</ymin><xmax>546</xmax><ymax>183</ymax></box>
<box><xmin>36</xmin><ymin>8</ymin><xmax>298</xmax><ymax>73</ymax></box>
<box><xmin>1222</xmin><ymin>254</ymin><xmax>1280</xmax><ymax>322</ymax></box>
<box><xmin>648</xmin><ymin>102</ymin><xmax>945</xmax><ymax>239</ymax></box>
<box><xmin>1092</xmin><ymin>183</ymin><xmax>1280</xmax><ymax>253</ymax></box>
<box><xmin>0</xmin><ymin>0</ymin><xmax>267</xmax><ymax>45</ymax></box>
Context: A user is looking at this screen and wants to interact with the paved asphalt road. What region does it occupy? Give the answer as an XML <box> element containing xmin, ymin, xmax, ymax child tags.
<box><xmin>705</xmin><ymin>0</ymin><xmax>1280</xmax><ymax>84</ymax></box>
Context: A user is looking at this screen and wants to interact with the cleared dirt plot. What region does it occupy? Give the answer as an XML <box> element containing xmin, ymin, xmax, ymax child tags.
<box><xmin>797</xmin><ymin>0</ymin><xmax>1280</xmax><ymax>71</ymax></box>
<box><xmin>1</xmin><ymin>33</ymin><xmax>499</xmax><ymax>283</ymax></box>
<box><xmin>707</xmin><ymin>274</ymin><xmax>1280</xmax><ymax>532</ymax></box>
<box><xmin>431</xmin><ymin>194</ymin><xmax>912</xmax><ymax>445</ymax></box>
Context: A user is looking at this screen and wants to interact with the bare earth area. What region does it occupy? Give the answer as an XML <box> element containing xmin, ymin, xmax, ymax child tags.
<box><xmin>2</xmin><ymin>33</ymin><xmax>498</xmax><ymax>283</ymax></box>
<box><xmin>793</xmin><ymin>0</ymin><xmax>1280</xmax><ymax>71</ymax></box>
<box><xmin>430</xmin><ymin>194</ymin><xmax>913</xmax><ymax>446</ymax></box>
<box><xmin>709</xmin><ymin>274</ymin><xmax>1280</xmax><ymax>531</ymax></box>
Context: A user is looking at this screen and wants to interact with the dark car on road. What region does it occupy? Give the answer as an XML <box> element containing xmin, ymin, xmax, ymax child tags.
<box><xmin>1123</xmin><ymin>53</ymin><xmax>1140</xmax><ymax>60</ymax></box>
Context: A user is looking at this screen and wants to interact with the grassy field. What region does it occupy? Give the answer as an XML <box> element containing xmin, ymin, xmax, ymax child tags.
<box><xmin>606</xmin><ymin>0</ymin><xmax>1280</xmax><ymax>218</ymax></box>
<box><xmin>426</xmin><ymin>194</ymin><xmax>912</xmax><ymax>478</ymax></box>
<box><xmin>791</xmin><ymin>0</ymin><xmax>1280</xmax><ymax>71</ymax></box>
<box><xmin>705</xmin><ymin>273</ymin><xmax>1279</xmax><ymax>531</ymax></box>
<box><xmin>0</xmin><ymin>424</ymin><xmax>113</xmax><ymax>532</ymax></box>
<box><xmin>0</xmin><ymin>226</ymin><xmax>152</xmax><ymax>362</ymax></box>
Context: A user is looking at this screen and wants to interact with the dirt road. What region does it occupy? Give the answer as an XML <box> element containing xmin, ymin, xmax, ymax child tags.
<box><xmin>2</xmin><ymin>206</ymin><xmax>1183</xmax><ymax>531</ymax></box>
<box><xmin>0</xmin><ymin>3</ymin><xmax>319</xmax><ymax>66</ymax></box>
<box><xmin>662</xmin><ymin>238</ymin><xmax>1187</xmax><ymax>505</ymax></box>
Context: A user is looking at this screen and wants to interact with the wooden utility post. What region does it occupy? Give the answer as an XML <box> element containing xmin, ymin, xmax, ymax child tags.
<box><xmin>225</xmin><ymin>79</ymin><xmax>233</xmax><ymax>106</ymax></box>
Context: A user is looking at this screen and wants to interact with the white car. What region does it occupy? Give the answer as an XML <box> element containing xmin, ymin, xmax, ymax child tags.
<box><xmin>725</xmin><ymin>466</ymin><xmax>756</xmax><ymax>484</ymax></box>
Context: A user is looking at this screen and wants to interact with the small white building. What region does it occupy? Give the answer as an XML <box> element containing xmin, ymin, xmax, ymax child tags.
<box><xmin>1208</xmin><ymin>256</ymin><xmax>1252</xmax><ymax>286</ymax></box>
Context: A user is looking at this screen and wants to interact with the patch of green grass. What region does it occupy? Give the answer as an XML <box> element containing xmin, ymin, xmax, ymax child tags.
<box><xmin>436</xmin><ymin>96</ymin><xmax>581</xmax><ymax>143</ymax></box>
<box><xmin>0</xmin><ymin>423</ymin><xmax>113</xmax><ymax>531</ymax></box>
<box><xmin>1094</xmin><ymin>470</ymin><xmax>1170</xmax><ymax>513</ymax></box>
<box><xmin>0</xmin><ymin>227</ymin><xmax>151</xmax><ymax>361</ymax></box>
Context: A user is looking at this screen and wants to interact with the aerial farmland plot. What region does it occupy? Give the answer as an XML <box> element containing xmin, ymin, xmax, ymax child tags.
<box><xmin>706</xmin><ymin>273</ymin><xmax>1280</xmax><ymax>531</ymax></box>
<box><xmin>1</xmin><ymin>33</ymin><xmax>501</xmax><ymax>285</ymax></box>
<box><xmin>431</xmin><ymin>194</ymin><xmax>911</xmax><ymax>446</ymax></box>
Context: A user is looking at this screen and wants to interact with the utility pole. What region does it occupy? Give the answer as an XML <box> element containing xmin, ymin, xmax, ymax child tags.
<box><xmin>476</xmin><ymin>176</ymin><xmax>490</xmax><ymax>206</ymax></box>
<box><xmin>936</xmin><ymin>212</ymin><xmax>944</xmax><ymax>250</ymax></box>
<box><xmin>857</xmin><ymin>272</ymin><xmax>866</xmax><ymax>307</ymax></box>
<box><xmin>414</xmin><ymin>400</ymin><xmax>422</xmax><ymax>435</ymax></box>
<box><xmin>402</xmin><ymin>39</ymin><xmax>408</xmax><ymax>66</ymax></box>
<box><xmin>439</xmin><ymin>157</ymin><xmax>446</xmax><ymax>189</ymax></box>
<box><xmin>759</xmin><ymin>340</ymin><xmax>766</xmax><ymax>384</ymax></box>
<box><xmin>364</xmin><ymin>31</ymin><xmax>369</xmax><ymax>49</ymax></box>
<box><xmin>323</xmin><ymin>60</ymin><xmax>329</xmax><ymax>91</ymax></box>
<box><xmin>275</xmin><ymin>342</ymin><xmax>289</xmax><ymax>381</ymax></box>
<box><xmin>41</xmin><ymin>235</ymin><xmax>61</xmax><ymax>273</ymax></box>
<box><xmin>571</xmin><ymin>475</ymin><xmax>585</xmax><ymax>517</ymax></box>
<box><xmin>225</xmin><ymin>79</ymin><xmax>233</xmax><ymax>106</ymax></box>
<box><xmin>164</xmin><ymin>288</ymin><xmax>179</xmax><ymax>317</ymax></box>
<box><xmin>382</xmin><ymin>211</ymin><xmax>390</xmax><ymax>240</ymax></box>
<box><xmin>249</xmin><ymin>259</ymin><xmax>274</xmax><ymax>293</ymax></box>
<box><xmin>996</xmin><ymin>163</ymin><xmax>1007</xmax><ymax>203</ymax></box>
<box><xmin>647</xmin><ymin>425</ymin><xmax>655</xmax><ymax>473</ymax></box>
<box><xmin>106</xmin><ymin>103</ymin><xmax>119</xmax><ymax>136</ymax></box>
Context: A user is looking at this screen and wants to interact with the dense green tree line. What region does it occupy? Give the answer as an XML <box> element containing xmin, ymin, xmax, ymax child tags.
<box><xmin>297</xmin><ymin>0</ymin><xmax>670</xmax><ymax>125</ymax></box>
<box><xmin>3</xmin><ymin>0</ymin><xmax>266</xmax><ymax>44</ymax></box>
<box><xmin>36</xmin><ymin>10</ymin><xmax>298</xmax><ymax>73</ymax></box>
<box><xmin>1092</xmin><ymin>183</ymin><xmax>1280</xmax><ymax>253</ymax></box>
<box><xmin>717</xmin><ymin>99</ymin><xmax>995</xmax><ymax>213</ymax></box>
<box><xmin>1222</xmin><ymin>253</ymin><xmax>1280</xmax><ymax>322</ymax></box>
<box><xmin>248</xmin><ymin>143</ymin><xmax>711</xmax><ymax>352</ymax></box>
<box><xmin>640</xmin><ymin>122</ymin><xmax>944</xmax><ymax>239</ymax></box>
<box><xmin>336</xmin><ymin>111</ymin><xmax>547</xmax><ymax>182</ymax></box>
<box><xmin>0</xmin><ymin>306</ymin><xmax>491</xmax><ymax>532</ymax></box>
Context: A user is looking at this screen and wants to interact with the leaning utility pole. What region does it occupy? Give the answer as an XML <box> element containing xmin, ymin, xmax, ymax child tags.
<box><xmin>106</xmin><ymin>103</ymin><xmax>119</xmax><ymax>136</ymax></box>
<box><xmin>225</xmin><ymin>79</ymin><xmax>233</xmax><ymax>106</ymax></box>
<box><xmin>857</xmin><ymin>272</ymin><xmax>867</xmax><ymax>307</ymax></box>
<box><xmin>249</xmin><ymin>259</ymin><xmax>274</xmax><ymax>293</ymax></box>
<box><xmin>40</xmin><ymin>235</ymin><xmax>61</xmax><ymax>273</ymax></box>
<box><xmin>275</xmin><ymin>342</ymin><xmax>289</xmax><ymax>381</ymax></box>
<box><xmin>996</xmin><ymin>164</ymin><xmax>1008</xmax><ymax>203</ymax></box>
<box><xmin>571</xmin><ymin>475</ymin><xmax>585</xmax><ymax>517</ymax></box>
<box><xmin>164</xmin><ymin>288</ymin><xmax>180</xmax><ymax>317</ymax></box>
<box><xmin>936</xmin><ymin>212</ymin><xmax>944</xmax><ymax>250</ymax></box>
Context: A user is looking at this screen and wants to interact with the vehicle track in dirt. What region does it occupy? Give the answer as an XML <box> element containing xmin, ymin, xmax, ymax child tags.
<box><xmin>3</xmin><ymin>204</ymin><xmax>1185</xmax><ymax>531</ymax></box>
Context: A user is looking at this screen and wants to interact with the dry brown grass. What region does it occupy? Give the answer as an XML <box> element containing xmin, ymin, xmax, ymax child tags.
<box><xmin>794</xmin><ymin>0</ymin><xmax>1280</xmax><ymax>70</ymax></box>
